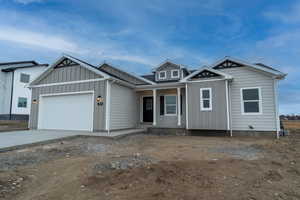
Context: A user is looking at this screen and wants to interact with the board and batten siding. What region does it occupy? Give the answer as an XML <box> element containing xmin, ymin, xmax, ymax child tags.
<box><xmin>37</xmin><ymin>65</ymin><xmax>102</xmax><ymax>84</ymax></box>
<box><xmin>29</xmin><ymin>81</ymin><xmax>106</xmax><ymax>131</ymax></box>
<box><xmin>109</xmin><ymin>83</ymin><xmax>139</xmax><ymax>130</ymax></box>
<box><xmin>220</xmin><ymin>67</ymin><xmax>277</xmax><ymax>131</ymax></box>
<box><xmin>187</xmin><ymin>80</ymin><xmax>227</xmax><ymax>130</ymax></box>
<box><xmin>137</xmin><ymin>88</ymin><xmax>186</xmax><ymax>128</ymax></box>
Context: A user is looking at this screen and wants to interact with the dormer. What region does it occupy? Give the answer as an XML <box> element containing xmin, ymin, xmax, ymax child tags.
<box><xmin>153</xmin><ymin>60</ymin><xmax>188</xmax><ymax>82</ymax></box>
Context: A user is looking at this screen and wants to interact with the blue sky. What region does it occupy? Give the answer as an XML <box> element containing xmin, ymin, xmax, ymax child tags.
<box><xmin>0</xmin><ymin>0</ymin><xmax>299</xmax><ymax>114</ymax></box>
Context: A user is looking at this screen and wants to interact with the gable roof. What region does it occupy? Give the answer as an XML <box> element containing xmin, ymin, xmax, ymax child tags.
<box><xmin>0</xmin><ymin>60</ymin><xmax>38</xmax><ymax>66</ymax></box>
<box><xmin>152</xmin><ymin>59</ymin><xmax>190</xmax><ymax>72</ymax></box>
<box><xmin>98</xmin><ymin>62</ymin><xmax>156</xmax><ymax>85</ymax></box>
<box><xmin>29</xmin><ymin>54</ymin><xmax>111</xmax><ymax>86</ymax></box>
<box><xmin>211</xmin><ymin>56</ymin><xmax>286</xmax><ymax>78</ymax></box>
<box><xmin>181</xmin><ymin>67</ymin><xmax>232</xmax><ymax>82</ymax></box>
<box><xmin>1</xmin><ymin>64</ymin><xmax>48</xmax><ymax>72</ymax></box>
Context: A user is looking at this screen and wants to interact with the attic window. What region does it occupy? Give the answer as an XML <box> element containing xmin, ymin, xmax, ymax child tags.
<box><xmin>159</xmin><ymin>71</ymin><xmax>166</xmax><ymax>79</ymax></box>
<box><xmin>171</xmin><ymin>70</ymin><xmax>180</xmax><ymax>78</ymax></box>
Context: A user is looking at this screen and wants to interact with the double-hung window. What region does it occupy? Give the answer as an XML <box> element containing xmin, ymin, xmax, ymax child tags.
<box><xmin>18</xmin><ymin>97</ymin><xmax>27</xmax><ymax>108</ymax></box>
<box><xmin>241</xmin><ymin>87</ymin><xmax>262</xmax><ymax>114</ymax></box>
<box><xmin>20</xmin><ymin>73</ymin><xmax>30</xmax><ymax>83</ymax></box>
<box><xmin>159</xmin><ymin>71</ymin><xmax>166</xmax><ymax>80</ymax></box>
<box><xmin>164</xmin><ymin>95</ymin><xmax>177</xmax><ymax>115</ymax></box>
<box><xmin>200</xmin><ymin>88</ymin><xmax>212</xmax><ymax>111</ymax></box>
<box><xmin>171</xmin><ymin>70</ymin><xmax>180</xmax><ymax>78</ymax></box>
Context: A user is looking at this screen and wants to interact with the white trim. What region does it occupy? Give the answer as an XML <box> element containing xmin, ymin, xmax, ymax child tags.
<box><xmin>38</xmin><ymin>90</ymin><xmax>95</xmax><ymax>132</ymax></box>
<box><xmin>210</xmin><ymin>56</ymin><xmax>286</xmax><ymax>78</ymax></box>
<box><xmin>177</xmin><ymin>87</ymin><xmax>181</xmax><ymax>126</ymax></box>
<box><xmin>135</xmin><ymin>83</ymin><xmax>185</xmax><ymax>90</ymax></box>
<box><xmin>181</xmin><ymin>67</ymin><xmax>233</xmax><ymax>82</ymax></box>
<box><xmin>105</xmin><ymin>80</ymin><xmax>111</xmax><ymax>133</ymax></box>
<box><xmin>153</xmin><ymin>89</ymin><xmax>157</xmax><ymax>126</ymax></box>
<box><xmin>158</xmin><ymin>71</ymin><xmax>167</xmax><ymax>80</ymax></box>
<box><xmin>141</xmin><ymin>95</ymin><xmax>153</xmax><ymax>123</ymax></box>
<box><xmin>228</xmin><ymin>82</ymin><xmax>233</xmax><ymax>137</ymax></box>
<box><xmin>29</xmin><ymin>78</ymin><xmax>107</xmax><ymax>88</ymax></box>
<box><xmin>200</xmin><ymin>88</ymin><xmax>212</xmax><ymax>111</ymax></box>
<box><xmin>171</xmin><ymin>69</ymin><xmax>180</xmax><ymax>79</ymax></box>
<box><xmin>274</xmin><ymin>79</ymin><xmax>280</xmax><ymax>139</ymax></box>
<box><xmin>29</xmin><ymin>54</ymin><xmax>111</xmax><ymax>87</ymax></box>
<box><xmin>240</xmin><ymin>87</ymin><xmax>262</xmax><ymax>115</ymax></box>
<box><xmin>185</xmin><ymin>83</ymin><xmax>189</xmax><ymax>129</ymax></box>
<box><xmin>182</xmin><ymin>78</ymin><xmax>229</xmax><ymax>84</ymax></box>
<box><xmin>225</xmin><ymin>80</ymin><xmax>230</xmax><ymax>131</ymax></box>
<box><xmin>164</xmin><ymin>95</ymin><xmax>177</xmax><ymax>116</ymax></box>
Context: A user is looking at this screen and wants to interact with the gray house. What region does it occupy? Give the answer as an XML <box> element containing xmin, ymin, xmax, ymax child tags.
<box><xmin>28</xmin><ymin>55</ymin><xmax>286</xmax><ymax>137</ymax></box>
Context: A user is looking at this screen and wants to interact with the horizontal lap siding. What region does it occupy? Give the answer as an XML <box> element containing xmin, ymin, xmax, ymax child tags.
<box><xmin>188</xmin><ymin>81</ymin><xmax>227</xmax><ymax>130</ymax></box>
<box><xmin>110</xmin><ymin>83</ymin><xmax>138</xmax><ymax>130</ymax></box>
<box><xmin>220</xmin><ymin>67</ymin><xmax>276</xmax><ymax>131</ymax></box>
<box><xmin>29</xmin><ymin>81</ymin><xmax>106</xmax><ymax>131</ymax></box>
<box><xmin>38</xmin><ymin>65</ymin><xmax>101</xmax><ymax>84</ymax></box>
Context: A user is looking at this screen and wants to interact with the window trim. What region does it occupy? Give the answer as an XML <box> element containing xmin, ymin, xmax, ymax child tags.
<box><xmin>20</xmin><ymin>73</ymin><xmax>30</xmax><ymax>83</ymax></box>
<box><xmin>240</xmin><ymin>87</ymin><xmax>262</xmax><ymax>115</ymax></box>
<box><xmin>171</xmin><ymin>69</ymin><xmax>180</xmax><ymax>79</ymax></box>
<box><xmin>158</xmin><ymin>71</ymin><xmax>167</xmax><ymax>80</ymax></box>
<box><xmin>200</xmin><ymin>88</ymin><xmax>212</xmax><ymax>111</ymax></box>
<box><xmin>17</xmin><ymin>97</ymin><xmax>28</xmax><ymax>108</ymax></box>
<box><xmin>164</xmin><ymin>95</ymin><xmax>177</xmax><ymax>116</ymax></box>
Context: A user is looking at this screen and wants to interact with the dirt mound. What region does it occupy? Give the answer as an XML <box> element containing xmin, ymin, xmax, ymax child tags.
<box><xmin>85</xmin><ymin>161</ymin><xmax>220</xmax><ymax>200</ymax></box>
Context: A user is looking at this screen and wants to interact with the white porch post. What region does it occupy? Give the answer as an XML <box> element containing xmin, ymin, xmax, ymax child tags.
<box><xmin>153</xmin><ymin>89</ymin><xmax>157</xmax><ymax>126</ymax></box>
<box><xmin>177</xmin><ymin>87</ymin><xmax>181</xmax><ymax>126</ymax></box>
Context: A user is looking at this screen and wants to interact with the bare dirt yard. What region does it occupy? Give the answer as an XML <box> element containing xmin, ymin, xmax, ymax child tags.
<box><xmin>0</xmin><ymin>133</ymin><xmax>300</xmax><ymax>200</ymax></box>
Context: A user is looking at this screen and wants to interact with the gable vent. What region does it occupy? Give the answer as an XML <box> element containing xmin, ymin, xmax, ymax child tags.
<box><xmin>192</xmin><ymin>70</ymin><xmax>220</xmax><ymax>79</ymax></box>
<box><xmin>56</xmin><ymin>58</ymin><xmax>78</xmax><ymax>68</ymax></box>
<box><xmin>213</xmin><ymin>60</ymin><xmax>243</xmax><ymax>70</ymax></box>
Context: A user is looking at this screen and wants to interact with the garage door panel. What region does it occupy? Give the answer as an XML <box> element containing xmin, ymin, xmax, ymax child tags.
<box><xmin>38</xmin><ymin>93</ymin><xmax>93</xmax><ymax>131</ymax></box>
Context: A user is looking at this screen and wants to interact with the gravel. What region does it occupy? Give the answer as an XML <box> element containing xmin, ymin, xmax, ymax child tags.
<box><xmin>208</xmin><ymin>145</ymin><xmax>262</xmax><ymax>160</ymax></box>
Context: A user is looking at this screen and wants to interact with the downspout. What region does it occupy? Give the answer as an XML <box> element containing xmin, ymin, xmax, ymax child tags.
<box><xmin>228</xmin><ymin>80</ymin><xmax>233</xmax><ymax>137</ymax></box>
<box><xmin>9</xmin><ymin>71</ymin><xmax>15</xmax><ymax>120</ymax></box>
<box><xmin>225</xmin><ymin>80</ymin><xmax>231</xmax><ymax>136</ymax></box>
<box><xmin>185</xmin><ymin>83</ymin><xmax>189</xmax><ymax>130</ymax></box>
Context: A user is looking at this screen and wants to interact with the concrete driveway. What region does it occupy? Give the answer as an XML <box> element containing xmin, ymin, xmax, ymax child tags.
<box><xmin>0</xmin><ymin>130</ymin><xmax>90</xmax><ymax>151</ymax></box>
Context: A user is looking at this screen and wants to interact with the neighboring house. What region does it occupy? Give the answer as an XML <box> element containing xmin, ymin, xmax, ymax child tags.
<box><xmin>0</xmin><ymin>61</ymin><xmax>48</xmax><ymax>120</ymax></box>
<box><xmin>28</xmin><ymin>55</ymin><xmax>286</xmax><ymax>137</ymax></box>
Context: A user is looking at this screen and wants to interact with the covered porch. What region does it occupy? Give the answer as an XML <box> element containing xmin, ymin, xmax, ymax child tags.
<box><xmin>135</xmin><ymin>84</ymin><xmax>186</xmax><ymax>129</ymax></box>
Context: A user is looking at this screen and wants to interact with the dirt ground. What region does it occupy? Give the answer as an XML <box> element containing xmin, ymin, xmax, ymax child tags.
<box><xmin>0</xmin><ymin>121</ymin><xmax>28</xmax><ymax>132</ymax></box>
<box><xmin>0</xmin><ymin>133</ymin><xmax>300</xmax><ymax>200</ymax></box>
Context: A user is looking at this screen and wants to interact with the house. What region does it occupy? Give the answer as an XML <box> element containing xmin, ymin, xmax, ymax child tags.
<box><xmin>28</xmin><ymin>54</ymin><xmax>286</xmax><ymax>137</ymax></box>
<box><xmin>0</xmin><ymin>61</ymin><xmax>48</xmax><ymax>120</ymax></box>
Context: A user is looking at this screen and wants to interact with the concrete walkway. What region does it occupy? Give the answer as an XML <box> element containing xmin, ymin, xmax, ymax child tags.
<box><xmin>0</xmin><ymin>129</ymin><xmax>146</xmax><ymax>151</ymax></box>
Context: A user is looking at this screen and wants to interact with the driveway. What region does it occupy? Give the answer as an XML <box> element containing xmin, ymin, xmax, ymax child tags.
<box><xmin>0</xmin><ymin>130</ymin><xmax>90</xmax><ymax>151</ymax></box>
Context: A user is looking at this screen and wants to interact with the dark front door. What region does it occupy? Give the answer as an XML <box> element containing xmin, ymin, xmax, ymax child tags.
<box><xmin>143</xmin><ymin>97</ymin><xmax>153</xmax><ymax>122</ymax></box>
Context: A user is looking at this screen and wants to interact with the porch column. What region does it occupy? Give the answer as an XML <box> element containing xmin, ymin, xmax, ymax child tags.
<box><xmin>177</xmin><ymin>87</ymin><xmax>181</xmax><ymax>126</ymax></box>
<box><xmin>153</xmin><ymin>89</ymin><xmax>157</xmax><ymax>126</ymax></box>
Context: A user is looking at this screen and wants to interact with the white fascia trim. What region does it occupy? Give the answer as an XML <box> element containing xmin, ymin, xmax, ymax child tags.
<box><xmin>240</xmin><ymin>87</ymin><xmax>263</xmax><ymax>115</ymax></box>
<box><xmin>211</xmin><ymin>56</ymin><xmax>285</xmax><ymax>77</ymax></box>
<box><xmin>99</xmin><ymin>62</ymin><xmax>156</xmax><ymax>85</ymax></box>
<box><xmin>29</xmin><ymin>78</ymin><xmax>107</xmax><ymax>88</ymax></box>
<box><xmin>29</xmin><ymin>54</ymin><xmax>111</xmax><ymax>87</ymax></box>
<box><xmin>182</xmin><ymin>78</ymin><xmax>229</xmax><ymax>84</ymax></box>
<box><xmin>135</xmin><ymin>82</ymin><xmax>185</xmax><ymax>90</ymax></box>
<box><xmin>171</xmin><ymin>69</ymin><xmax>180</xmax><ymax>79</ymax></box>
<box><xmin>180</xmin><ymin>67</ymin><xmax>232</xmax><ymax>82</ymax></box>
<box><xmin>39</xmin><ymin>90</ymin><xmax>94</xmax><ymax>97</ymax></box>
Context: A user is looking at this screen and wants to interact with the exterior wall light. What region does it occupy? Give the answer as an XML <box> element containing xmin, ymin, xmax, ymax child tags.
<box><xmin>96</xmin><ymin>96</ymin><xmax>104</xmax><ymax>106</ymax></box>
<box><xmin>32</xmin><ymin>99</ymin><xmax>38</xmax><ymax>104</ymax></box>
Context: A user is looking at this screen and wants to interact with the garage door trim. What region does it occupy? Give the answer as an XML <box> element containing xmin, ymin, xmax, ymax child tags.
<box><xmin>37</xmin><ymin>90</ymin><xmax>95</xmax><ymax>131</ymax></box>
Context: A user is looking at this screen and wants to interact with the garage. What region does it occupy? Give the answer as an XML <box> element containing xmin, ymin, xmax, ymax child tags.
<box><xmin>38</xmin><ymin>92</ymin><xmax>94</xmax><ymax>131</ymax></box>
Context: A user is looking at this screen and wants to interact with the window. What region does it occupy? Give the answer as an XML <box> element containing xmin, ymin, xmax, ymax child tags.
<box><xmin>164</xmin><ymin>95</ymin><xmax>177</xmax><ymax>115</ymax></box>
<box><xmin>18</xmin><ymin>97</ymin><xmax>27</xmax><ymax>108</ymax></box>
<box><xmin>200</xmin><ymin>88</ymin><xmax>212</xmax><ymax>111</ymax></box>
<box><xmin>241</xmin><ymin>87</ymin><xmax>261</xmax><ymax>114</ymax></box>
<box><xmin>159</xmin><ymin>71</ymin><xmax>166</xmax><ymax>79</ymax></box>
<box><xmin>20</xmin><ymin>73</ymin><xmax>30</xmax><ymax>83</ymax></box>
<box><xmin>171</xmin><ymin>70</ymin><xmax>180</xmax><ymax>78</ymax></box>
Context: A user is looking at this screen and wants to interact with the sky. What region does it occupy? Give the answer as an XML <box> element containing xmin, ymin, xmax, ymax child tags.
<box><xmin>0</xmin><ymin>0</ymin><xmax>299</xmax><ymax>114</ymax></box>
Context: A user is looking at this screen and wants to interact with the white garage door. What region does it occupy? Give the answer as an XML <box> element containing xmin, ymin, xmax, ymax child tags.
<box><xmin>38</xmin><ymin>92</ymin><xmax>94</xmax><ymax>131</ymax></box>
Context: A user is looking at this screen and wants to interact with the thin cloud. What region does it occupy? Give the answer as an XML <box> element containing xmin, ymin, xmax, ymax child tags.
<box><xmin>14</xmin><ymin>0</ymin><xmax>44</xmax><ymax>4</ymax></box>
<box><xmin>0</xmin><ymin>26</ymin><xmax>81</xmax><ymax>53</ymax></box>
<box><xmin>263</xmin><ymin>2</ymin><xmax>300</xmax><ymax>23</ymax></box>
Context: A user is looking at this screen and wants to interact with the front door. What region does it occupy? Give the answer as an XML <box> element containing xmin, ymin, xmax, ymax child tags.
<box><xmin>143</xmin><ymin>97</ymin><xmax>153</xmax><ymax>122</ymax></box>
